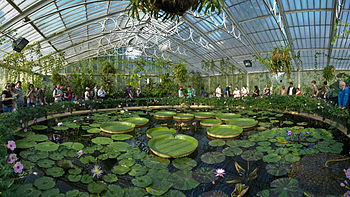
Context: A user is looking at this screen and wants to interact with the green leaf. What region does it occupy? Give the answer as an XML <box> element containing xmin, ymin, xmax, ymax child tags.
<box><xmin>111</xmin><ymin>134</ymin><xmax>133</xmax><ymax>140</ymax></box>
<box><xmin>46</xmin><ymin>167</ymin><xmax>64</xmax><ymax>178</ymax></box>
<box><xmin>33</xmin><ymin>176</ymin><xmax>56</xmax><ymax>190</ymax></box>
<box><xmin>172</xmin><ymin>158</ymin><xmax>197</xmax><ymax>170</ymax></box>
<box><xmin>35</xmin><ymin>142</ymin><xmax>59</xmax><ymax>152</ymax></box>
<box><xmin>91</xmin><ymin>137</ymin><xmax>113</xmax><ymax>145</ymax></box>
<box><xmin>61</xmin><ymin>142</ymin><xmax>84</xmax><ymax>150</ymax></box>
<box><xmin>132</xmin><ymin>175</ymin><xmax>152</xmax><ymax>187</ymax></box>
<box><xmin>170</xmin><ymin>170</ymin><xmax>199</xmax><ymax>190</ymax></box>
<box><xmin>103</xmin><ymin>174</ymin><xmax>118</xmax><ymax>183</ymax></box>
<box><xmin>88</xmin><ymin>182</ymin><xmax>107</xmax><ymax>194</ymax></box>
<box><xmin>200</xmin><ymin>152</ymin><xmax>225</xmax><ymax>164</ymax></box>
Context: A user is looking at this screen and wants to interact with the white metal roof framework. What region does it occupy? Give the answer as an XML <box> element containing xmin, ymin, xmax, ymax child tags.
<box><xmin>0</xmin><ymin>0</ymin><xmax>349</xmax><ymax>75</ymax></box>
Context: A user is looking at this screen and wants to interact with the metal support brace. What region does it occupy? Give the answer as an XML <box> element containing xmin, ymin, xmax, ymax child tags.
<box><xmin>327</xmin><ymin>0</ymin><xmax>343</xmax><ymax>67</ymax></box>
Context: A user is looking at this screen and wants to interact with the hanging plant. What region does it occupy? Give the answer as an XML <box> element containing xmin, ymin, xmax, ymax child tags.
<box><xmin>173</xmin><ymin>61</ymin><xmax>188</xmax><ymax>86</ymax></box>
<box><xmin>270</xmin><ymin>45</ymin><xmax>292</xmax><ymax>77</ymax></box>
<box><xmin>322</xmin><ymin>65</ymin><xmax>335</xmax><ymax>81</ymax></box>
<box><xmin>128</xmin><ymin>0</ymin><xmax>225</xmax><ymax>21</ymax></box>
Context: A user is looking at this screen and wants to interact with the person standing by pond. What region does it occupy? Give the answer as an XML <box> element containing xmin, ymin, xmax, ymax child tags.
<box><xmin>2</xmin><ymin>83</ymin><xmax>14</xmax><ymax>112</ymax></box>
<box><xmin>53</xmin><ymin>84</ymin><xmax>63</xmax><ymax>102</ymax></box>
<box><xmin>26</xmin><ymin>84</ymin><xmax>36</xmax><ymax>107</ymax></box>
<box><xmin>187</xmin><ymin>86</ymin><xmax>194</xmax><ymax>98</ymax></box>
<box><xmin>98</xmin><ymin>86</ymin><xmax>107</xmax><ymax>100</ymax></box>
<box><xmin>64</xmin><ymin>86</ymin><xmax>74</xmax><ymax>101</ymax></box>
<box><xmin>338</xmin><ymin>81</ymin><xmax>349</xmax><ymax>110</ymax></box>
<box><xmin>311</xmin><ymin>80</ymin><xmax>319</xmax><ymax>98</ymax></box>
<box><xmin>215</xmin><ymin>84</ymin><xmax>222</xmax><ymax>98</ymax></box>
<box><xmin>178</xmin><ymin>87</ymin><xmax>184</xmax><ymax>98</ymax></box>
<box><xmin>15</xmin><ymin>81</ymin><xmax>24</xmax><ymax>108</ymax></box>
<box><xmin>252</xmin><ymin>86</ymin><xmax>260</xmax><ymax>97</ymax></box>
<box><xmin>38</xmin><ymin>86</ymin><xmax>48</xmax><ymax>105</ymax></box>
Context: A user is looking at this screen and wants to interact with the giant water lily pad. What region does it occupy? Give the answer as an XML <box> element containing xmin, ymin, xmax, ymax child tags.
<box><xmin>132</xmin><ymin>175</ymin><xmax>152</xmax><ymax>187</ymax></box>
<box><xmin>154</xmin><ymin>111</ymin><xmax>176</xmax><ymax>119</ymax></box>
<box><xmin>61</xmin><ymin>142</ymin><xmax>84</xmax><ymax>150</ymax></box>
<box><xmin>146</xmin><ymin>127</ymin><xmax>176</xmax><ymax>138</ymax></box>
<box><xmin>148</xmin><ymin>134</ymin><xmax>198</xmax><ymax>158</ymax></box>
<box><xmin>263</xmin><ymin>153</ymin><xmax>281</xmax><ymax>163</ymax></box>
<box><xmin>35</xmin><ymin>142</ymin><xmax>59</xmax><ymax>152</ymax></box>
<box><xmin>33</xmin><ymin>176</ymin><xmax>56</xmax><ymax>190</ymax></box>
<box><xmin>143</xmin><ymin>155</ymin><xmax>170</xmax><ymax>169</ymax></box>
<box><xmin>216</xmin><ymin>113</ymin><xmax>241</xmax><ymax>121</ymax></box>
<box><xmin>207</xmin><ymin>125</ymin><xmax>243</xmax><ymax>138</ymax></box>
<box><xmin>257</xmin><ymin>178</ymin><xmax>303</xmax><ymax>197</ymax></box>
<box><xmin>170</xmin><ymin>170</ymin><xmax>199</xmax><ymax>190</ymax></box>
<box><xmin>193</xmin><ymin>167</ymin><xmax>216</xmax><ymax>183</ymax></box>
<box><xmin>88</xmin><ymin>182</ymin><xmax>107</xmax><ymax>193</ymax></box>
<box><xmin>26</xmin><ymin>134</ymin><xmax>48</xmax><ymax>142</ymax></box>
<box><xmin>16</xmin><ymin>139</ymin><xmax>37</xmax><ymax>149</ymax></box>
<box><xmin>222</xmin><ymin>146</ymin><xmax>243</xmax><ymax>156</ymax></box>
<box><xmin>200</xmin><ymin>119</ymin><xmax>222</xmax><ymax>127</ymax></box>
<box><xmin>226</xmin><ymin>118</ymin><xmax>258</xmax><ymax>129</ymax></box>
<box><xmin>111</xmin><ymin>134</ymin><xmax>133</xmax><ymax>141</ymax></box>
<box><xmin>195</xmin><ymin>112</ymin><xmax>215</xmax><ymax>120</ymax></box>
<box><xmin>172</xmin><ymin>158</ymin><xmax>197</xmax><ymax>170</ymax></box>
<box><xmin>100</xmin><ymin>122</ymin><xmax>135</xmax><ymax>134</ymax></box>
<box><xmin>124</xmin><ymin>117</ymin><xmax>149</xmax><ymax>127</ymax></box>
<box><xmin>201</xmin><ymin>152</ymin><xmax>225</xmax><ymax>164</ymax></box>
<box><xmin>91</xmin><ymin>137</ymin><xmax>113</xmax><ymax>145</ymax></box>
<box><xmin>266</xmin><ymin>162</ymin><xmax>292</xmax><ymax>176</ymax></box>
<box><xmin>241</xmin><ymin>150</ymin><xmax>264</xmax><ymax>161</ymax></box>
<box><xmin>16</xmin><ymin>184</ymin><xmax>41</xmax><ymax>197</ymax></box>
<box><xmin>173</xmin><ymin>113</ymin><xmax>195</xmax><ymax>121</ymax></box>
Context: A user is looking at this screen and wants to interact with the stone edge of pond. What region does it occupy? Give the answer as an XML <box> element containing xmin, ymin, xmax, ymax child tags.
<box><xmin>14</xmin><ymin>105</ymin><xmax>349</xmax><ymax>139</ymax></box>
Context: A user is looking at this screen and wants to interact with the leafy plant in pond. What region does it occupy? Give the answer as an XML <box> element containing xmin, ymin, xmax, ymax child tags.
<box><xmin>222</xmin><ymin>146</ymin><xmax>243</xmax><ymax>157</ymax></box>
<box><xmin>129</xmin><ymin>164</ymin><xmax>148</xmax><ymax>176</ymax></box>
<box><xmin>170</xmin><ymin>170</ymin><xmax>200</xmax><ymax>190</ymax></box>
<box><xmin>46</xmin><ymin>167</ymin><xmax>64</xmax><ymax>178</ymax></box>
<box><xmin>88</xmin><ymin>182</ymin><xmax>107</xmax><ymax>194</ymax></box>
<box><xmin>33</xmin><ymin>176</ymin><xmax>56</xmax><ymax>190</ymax></box>
<box><xmin>172</xmin><ymin>158</ymin><xmax>197</xmax><ymax>170</ymax></box>
<box><xmin>132</xmin><ymin>175</ymin><xmax>152</xmax><ymax>187</ymax></box>
<box><xmin>201</xmin><ymin>152</ymin><xmax>226</xmax><ymax>164</ymax></box>
<box><xmin>193</xmin><ymin>167</ymin><xmax>217</xmax><ymax>183</ymax></box>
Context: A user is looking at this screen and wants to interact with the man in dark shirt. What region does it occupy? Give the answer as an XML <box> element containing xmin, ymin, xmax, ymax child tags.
<box><xmin>64</xmin><ymin>86</ymin><xmax>74</xmax><ymax>101</ymax></box>
<box><xmin>2</xmin><ymin>83</ymin><xmax>14</xmax><ymax>112</ymax></box>
<box><xmin>38</xmin><ymin>86</ymin><xmax>48</xmax><ymax>105</ymax></box>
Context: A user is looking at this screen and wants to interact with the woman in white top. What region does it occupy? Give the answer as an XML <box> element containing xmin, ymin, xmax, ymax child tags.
<box><xmin>84</xmin><ymin>87</ymin><xmax>90</xmax><ymax>101</ymax></box>
<box><xmin>215</xmin><ymin>84</ymin><xmax>222</xmax><ymax>98</ymax></box>
<box><xmin>241</xmin><ymin>86</ymin><xmax>248</xmax><ymax>97</ymax></box>
<box><xmin>233</xmin><ymin>87</ymin><xmax>241</xmax><ymax>98</ymax></box>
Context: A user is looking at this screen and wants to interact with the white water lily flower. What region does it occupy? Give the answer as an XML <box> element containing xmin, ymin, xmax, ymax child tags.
<box><xmin>91</xmin><ymin>165</ymin><xmax>103</xmax><ymax>178</ymax></box>
<box><xmin>215</xmin><ymin>168</ymin><xmax>225</xmax><ymax>177</ymax></box>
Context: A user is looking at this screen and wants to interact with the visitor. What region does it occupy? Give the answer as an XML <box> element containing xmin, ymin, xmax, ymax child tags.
<box><xmin>321</xmin><ymin>81</ymin><xmax>331</xmax><ymax>100</ymax></box>
<box><xmin>241</xmin><ymin>86</ymin><xmax>248</xmax><ymax>97</ymax></box>
<box><xmin>280</xmin><ymin>85</ymin><xmax>287</xmax><ymax>96</ymax></box>
<box><xmin>311</xmin><ymin>80</ymin><xmax>318</xmax><ymax>97</ymax></box>
<box><xmin>38</xmin><ymin>86</ymin><xmax>48</xmax><ymax>105</ymax></box>
<box><xmin>296</xmin><ymin>88</ymin><xmax>302</xmax><ymax>96</ymax></box>
<box><xmin>53</xmin><ymin>84</ymin><xmax>63</xmax><ymax>102</ymax></box>
<box><xmin>136</xmin><ymin>87</ymin><xmax>142</xmax><ymax>98</ymax></box>
<box><xmin>224</xmin><ymin>85</ymin><xmax>231</xmax><ymax>97</ymax></box>
<box><xmin>252</xmin><ymin>86</ymin><xmax>259</xmax><ymax>97</ymax></box>
<box><xmin>192</xmin><ymin>86</ymin><xmax>196</xmax><ymax>97</ymax></box>
<box><xmin>215</xmin><ymin>84</ymin><xmax>222</xmax><ymax>98</ymax></box>
<box><xmin>98</xmin><ymin>86</ymin><xmax>107</xmax><ymax>99</ymax></box>
<box><xmin>287</xmin><ymin>82</ymin><xmax>296</xmax><ymax>95</ymax></box>
<box><xmin>10</xmin><ymin>83</ymin><xmax>17</xmax><ymax>110</ymax></box>
<box><xmin>187</xmin><ymin>85</ymin><xmax>194</xmax><ymax>98</ymax></box>
<box><xmin>263</xmin><ymin>85</ymin><xmax>270</xmax><ymax>96</ymax></box>
<box><xmin>125</xmin><ymin>85</ymin><xmax>133</xmax><ymax>99</ymax></box>
<box><xmin>15</xmin><ymin>81</ymin><xmax>24</xmax><ymax>108</ymax></box>
<box><xmin>26</xmin><ymin>84</ymin><xmax>36</xmax><ymax>107</ymax></box>
<box><xmin>178</xmin><ymin>87</ymin><xmax>184</xmax><ymax>98</ymax></box>
<box><xmin>35</xmin><ymin>87</ymin><xmax>40</xmax><ymax>105</ymax></box>
<box><xmin>200</xmin><ymin>87</ymin><xmax>206</xmax><ymax>97</ymax></box>
<box><xmin>84</xmin><ymin>87</ymin><xmax>91</xmax><ymax>101</ymax></box>
<box><xmin>233</xmin><ymin>87</ymin><xmax>240</xmax><ymax>98</ymax></box>
<box><xmin>2</xmin><ymin>83</ymin><xmax>14</xmax><ymax>112</ymax></box>
<box><xmin>93</xmin><ymin>85</ymin><xmax>98</xmax><ymax>100</ymax></box>
<box><xmin>64</xmin><ymin>86</ymin><xmax>74</xmax><ymax>101</ymax></box>
<box><xmin>338</xmin><ymin>81</ymin><xmax>349</xmax><ymax>110</ymax></box>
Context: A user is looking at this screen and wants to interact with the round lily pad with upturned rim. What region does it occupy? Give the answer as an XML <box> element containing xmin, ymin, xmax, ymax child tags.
<box><xmin>154</xmin><ymin>111</ymin><xmax>176</xmax><ymax>119</ymax></box>
<box><xmin>148</xmin><ymin>134</ymin><xmax>198</xmax><ymax>158</ymax></box>
<box><xmin>35</xmin><ymin>142</ymin><xmax>59</xmax><ymax>152</ymax></box>
<box><xmin>194</xmin><ymin>112</ymin><xmax>215</xmax><ymax>120</ymax></box>
<box><xmin>226</xmin><ymin>118</ymin><xmax>259</xmax><ymax>129</ymax></box>
<box><xmin>216</xmin><ymin>113</ymin><xmax>241</xmax><ymax>121</ymax></box>
<box><xmin>200</xmin><ymin>152</ymin><xmax>225</xmax><ymax>164</ymax></box>
<box><xmin>200</xmin><ymin>119</ymin><xmax>222</xmax><ymax>127</ymax></box>
<box><xmin>91</xmin><ymin>137</ymin><xmax>113</xmax><ymax>145</ymax></box>
<box><xmin>207</xmin><ymin>125</ymin><xmax>243</xmax><ymax>138</ymax></box>
<box><xmin>172</xmin><ymin>158</ymin><xmax>197</xmax><ymax>170</ymax></box>
<box><xmin>33</xmin><ymin>176</ymin><xmax>56</xmax><ymax>190</ymax></box>
<box><xmin>123</xmin><ymin>117</ymin><xmax>149</xmax><ymax>127</ymax></box>
<box><xmin>100</xmin><ymin>121</ymin><xmax>135</xmax><ymax>134</ymax></box>
<box><xmin>173</xmin><ymin>113</ymin><xmax>195</xmax><ymax>121</ymax></box>
<box><xmin>146</xmin><ymin>127</ymin><xmax>176</xmax><ymax>138</ymax></box>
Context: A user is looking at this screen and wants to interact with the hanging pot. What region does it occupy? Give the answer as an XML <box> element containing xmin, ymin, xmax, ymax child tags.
<box><xmin>154</xmin><ymin>0</ymin><xmax>195</xmax><ymax>15</ymax></box>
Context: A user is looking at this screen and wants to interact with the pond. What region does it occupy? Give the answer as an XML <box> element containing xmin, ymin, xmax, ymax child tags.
<box><xmin>11</xmin><ymin>108</ymin><xmax>350</xmax><ymax>197</ymax></box>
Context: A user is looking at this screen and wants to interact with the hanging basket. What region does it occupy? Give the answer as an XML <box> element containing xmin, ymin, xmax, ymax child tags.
<box><xmin>154</xmin><ymin>0</ymin><xmax>195</xmax><ymax>15</ymax></box>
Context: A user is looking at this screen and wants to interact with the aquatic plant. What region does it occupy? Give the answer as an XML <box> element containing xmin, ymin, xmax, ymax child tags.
<box><xmin>91</xmin><ymin>165</ymin><xmax>103</xmax><ymax>179</ymax></box>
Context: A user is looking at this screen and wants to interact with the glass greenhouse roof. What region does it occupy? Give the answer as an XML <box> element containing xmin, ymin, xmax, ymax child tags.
<box><xmin>0</xmin><ymin>0</ymin><xmax>349</xmax><ymax>75</ymax></box>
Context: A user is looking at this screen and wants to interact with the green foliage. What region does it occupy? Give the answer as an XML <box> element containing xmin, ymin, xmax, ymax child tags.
<box><xmin>173</xmin><ymin>61</ymin><xmax>188</xmax><ymax>86</ymax></box>
<box><xmin>322</xmin><ymin>65</ymin><xmax>335</xmax><ymax>81</ymax></box>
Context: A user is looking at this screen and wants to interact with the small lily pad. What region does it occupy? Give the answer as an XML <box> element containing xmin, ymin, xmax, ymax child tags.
<box><xmin>111</xmin><ymin>134</ymin><xmax>133</xmax><ymax>140</ymax></box>
<box><xmin>241</xmin><ymin>150</ymin><xmax>264</xmax><ymax>161</ymax></box>
<box><xmin>16</xmin><ymin>184</ymin><xmax>41</xmax><ymax>197</ymax></box>
<box><xmin>68</xmin><ymin>174</ymin><xmax>81</xmax><ymax>182</ymax></box>
<box><xmin>108</xmin><ymin>142</ymin><xmax>131</xmax><ymax>152</ymax></box>
<box><xmin>129</xmin><ymin>164</ymin><xmax>148</xmax><ymax>176</ymax></box>
<box><xmin>119</xmin><ymin>158</ymin><xmax>135</xmax><ymax>167</ymax></box>
<box><xmin>200</xmin><ymin>152</ymin><xmax>225</xmax><ymax>164</ymax></box>
<box><xmin>35</xmin><ymin>142</ymin><xmax>59</xmax><ymax>152</ymax></box>
<box><xmin>16</xmin><ymin>139</ymin><xmax>37</xmax><ymax>149</ymax></box>
<box><xmin>132</xmin><ymin>175</ymin><xmax>152</xmax><ymax>187</ymax></box>
<box><xmin>87</xmin><ymin>128</ymin><xmax>101</xmax><ymax>133</ymax></box>
<box><xmin>284</xmin><ymin>153</ymin><xmax>300</xmax><ymax>163</ymax></box>
<box><xmin>193</xmin><ymin>167</ymin><xmax>216</xmax><ymax>183</ymax></box>
<box><xmin>222</xmin><ymin>146</ymin><xmax>243</xmax><ymax>156</ymax></box>
<box><xmin>61</xmin><ymin>142</ymin><xmax>84</xmax><ymax>150</ymax></box>
<box><xmin>81</xmin><ymin>174</ymin><xmax>93</xmax><ymax>184</ymax></box>
<box><xmin>88</xmin><ymin>182</ymin><xmax>107</xmax><ymax>194</ymax></box>
<box><xmin>172</xmin><ymin>158</ymin><xmax>197</xmax><ymax>170</ymax></box>
<box><xmin>209</xmin><ymin>140</ymin><xmax>226</xmax><ymax>147</ymax></box>
<box><xmin>46</xmin><ymin>167</ymin><xmax>64</xmax><ymax>178</ymax></box>
<box><xmin>112</xmin><ymin>165</ymin><xmax>130</xmax><ymax>175</ymax></box>
<box><xmin>103</xmin><ymin>174</ymin><xmax>118</xmax><ymax>183</ymax></box>
<box><xmin>31</xmin><ymin>125</ymin><xmax>48</xmax><ymax>130</ymax></box>
<box><xmin>68</xmin><ymin>168</ymin><xmax>82</xmax><ymax>175</ymax></box>
<box><xmin>49</xmin><ymin>153</ymin><xmax>64</xmax><ymax>161</ymax></box>
<box><xmin>41</xmin><ymin>188</ymin><xmax>60</xmax><ymax>197</ymax></box>
<box><xmin>104</xmin><ymin>185</ymin><xmax>124</xmax><ymax>197</ymax></box>
<box><xmin>26</xmin><ymin>134</ymin><xmax>48</xmax><ymax>142</ymax></box>
<box><xmin>91</xmin><ymin>137</ymin><xmax>113</xmax><ymax>145</ymax></box>
<box><xmin>143</xmin><ymin>155</ymin><xmax>170</xmax><ymax>169</ymax></box>
<box><xmin>263</xmin><ymin>153</ymin><xmax>282</xmax><ymax>163</ymax></box>
<box><xmin>33</xmin><ymin>176</ymin><xmax>56</xmax><ymax>190</ymax></box>
<box><xmin>170</xmin><ymin>170</ymin><xmax>199</xmax><ymax>190</ymax></box>
<box><xmin>37</xmin><ymin>159</ymin><xmax>55</xmax><ymax>168</ymax></box>
<box><xmin>266</xmin><ymin>162</ymin><xmax>292</xmax><ymax>176</ymax></box>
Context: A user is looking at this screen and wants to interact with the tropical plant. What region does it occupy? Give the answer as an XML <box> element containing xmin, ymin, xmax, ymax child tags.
<box><xmin>128</xmin><ymin>0</ymin><xmax>225</xmax><ymax>21</ymax></box>
<box><xmin>322</xmin><ymin>65</ymin><xmax>336</xmax><ymax>81</ymax></box>
<box><xmin>173</xmin><ymin>61</ymin><xmax>188</xmax><ymax>86</ymax></box>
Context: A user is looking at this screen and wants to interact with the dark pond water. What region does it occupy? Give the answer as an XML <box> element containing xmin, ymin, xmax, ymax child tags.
<box><xmin>16</xmin><ymin>109</ymin><xmax>350</xmax><ymax>197</ymax></box>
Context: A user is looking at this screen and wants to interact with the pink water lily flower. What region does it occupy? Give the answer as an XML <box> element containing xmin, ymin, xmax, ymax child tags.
<box><xmin>215</xmin><ymin>168</ymin><xmax>225</xmax><ymax>177</ymax></box>
<box><xmin>344</xmin><ymin>168</ymin><xmax>350</xmax><ymax>179</ymax></box>
<box><xmin>192</xmin><ymin>122</ymin><xmax>196</xmax><ymax>126</ymax></box>
<box><xmin>73</xmin><ymin>120</ymin><xmax>77</xmax><ymax>123</ymax></box>
<box><xmin>7</xmin><ymin>141</ymin><xmax>16</xmax><ymax>151</ymax></box>
<box><xmin>24</xmin><ymin>128</ymin><xmax>27</xmax><ymax>133</ymax></box>
<box><xmin>13</xmin><ymin>161</ymin><xmax>23</xmax><ymax>174</ymax></box>
<box><xmin>287</xmin><ymin>131</ymin><xmax>292</xmax><ymax>136</ymax></box>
